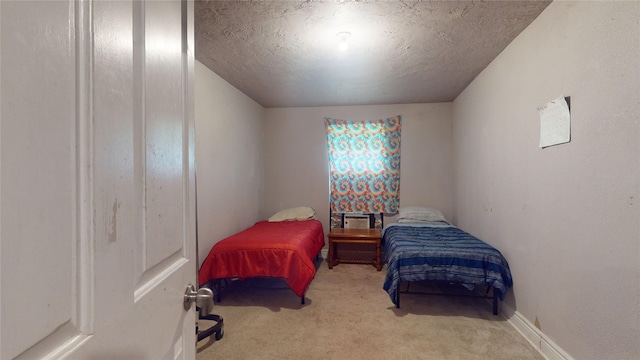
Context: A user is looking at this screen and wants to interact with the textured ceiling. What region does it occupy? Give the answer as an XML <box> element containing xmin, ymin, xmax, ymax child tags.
<box><xmin>195</xmin><ymin>0</ymin><xmax>551</xmax><ymax>108</ymax></box>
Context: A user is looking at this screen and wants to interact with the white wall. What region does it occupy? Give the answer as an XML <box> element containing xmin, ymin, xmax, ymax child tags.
<box><xmin>452</xmin><ymin>2</ymin><xmax>640</xmax><ymax>359</ymax></box>
<box><xmin>195</xmin><ymin>61</ymin><xmax>265</xmax><ymax>265</ymax></box>
<box><xmin>262</xmin><ymin>103</ymin><xmax>453</xmax><ymax>236</ymax></box>
<box><xmin>194</xmin><ymin>70</ymin><xmax>454</xmax><ymax>258</ymax></box>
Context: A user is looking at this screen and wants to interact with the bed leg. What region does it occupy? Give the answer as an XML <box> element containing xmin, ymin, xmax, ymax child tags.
<box><xmin>301</xmin><ymin>295</ymin><xmax>305</xmax><ymax>305</ymax></box>
<box><xmin>214</xmin><ymin>281</ymin><xmax>222</xmax><ymax>303</ymax></box>
<box><xmin>395</xmin><ymin>286</ymin><xmax>400</xmax><ymax>309</ymax></box>
<box><xmin>492</xmin><ymin>288</ymin><xmax>498</xmax><ymax>315</ymax></box>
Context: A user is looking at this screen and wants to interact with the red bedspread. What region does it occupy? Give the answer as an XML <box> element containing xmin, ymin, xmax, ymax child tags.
<box><xmin>198</xmin><ymin>220</ymin><xmax>325</xmax><ymax>297</ymax></box>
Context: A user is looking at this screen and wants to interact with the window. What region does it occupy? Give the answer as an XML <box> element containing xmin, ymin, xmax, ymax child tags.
<box><xmin>324</xmin><ymin>115</ymin><xmax>401</xmax><ymax>214</ymax></box>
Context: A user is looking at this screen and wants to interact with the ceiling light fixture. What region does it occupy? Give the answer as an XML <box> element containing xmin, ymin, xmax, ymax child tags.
<box><xmin>336</xmin><ymin>31</ymin><xmax>351</xmax><ymax>52</ymax></box>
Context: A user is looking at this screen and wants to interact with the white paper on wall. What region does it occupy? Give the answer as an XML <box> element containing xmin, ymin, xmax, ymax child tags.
<box><xmin>538</xmin><ymin>96</ymin><xmax>571</xmax><ymax>148</ymax></box>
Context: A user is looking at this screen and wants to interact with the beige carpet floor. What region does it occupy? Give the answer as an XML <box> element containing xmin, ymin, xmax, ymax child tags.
<box><xmin>196</xmin><ymin>260</ymin><xmax>543</xmax><ymax>360</ymax></box>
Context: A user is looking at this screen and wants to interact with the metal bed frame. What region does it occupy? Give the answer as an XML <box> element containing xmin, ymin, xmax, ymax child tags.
<box><xmin>393</xmin><ymin>281</ymin><xmax>499</xmax><ymax>315</ymax></box>
<box><xmin>212</xmin><ymin>278</ymin><xmax>308</xmax><ymax>305</ymax></box>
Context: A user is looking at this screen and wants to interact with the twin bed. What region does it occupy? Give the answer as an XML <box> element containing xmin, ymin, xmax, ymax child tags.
<box><xmin>198</xmin><ymin>207</ymin><xmax>324</xmax><ymax>304</ymax></box>
<box><xmin>382</xmin><ymin>223</ymin><xmax>513</xmax><ymax>314</ymax></box>
<box><xmin>380</xmin><ymin>206</ymin><xmax>512</xmax><ymax>314</ymax></box>
<box><xmin>199</xmin><ymin>206</ymin><xmax>512</xmax><ymax>314</ymax></box>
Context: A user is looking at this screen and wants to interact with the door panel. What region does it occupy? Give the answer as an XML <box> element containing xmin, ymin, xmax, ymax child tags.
<box><xmin>0</xmin><ymin>1</ymin><xmax>196</xmax><ymax>359</ymax></box>
<box><xmin>0</xmin><ymin>1</ymin><xmax>82</xmax><ymax>359</ymax></box>
<box><xmin>142</xmin><ymin>0</ymin><xmax>186</xmax><ymax>273</ymax></box>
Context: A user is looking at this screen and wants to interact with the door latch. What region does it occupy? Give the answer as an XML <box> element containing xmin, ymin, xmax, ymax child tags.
<box><xmin>183</xmin><ymin>284</ymin><xmax>214</xmax><ymax>315</ymax></box>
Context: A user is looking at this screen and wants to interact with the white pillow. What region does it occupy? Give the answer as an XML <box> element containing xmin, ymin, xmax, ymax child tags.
<box><xmin>268</xmin><ymin>206</ymin><xmax>316</xmax><ymax>222</ymax></box>
<box><xmin>397</xmin><ymin>206</ymin><xmax>446</xmax><ymax>222</ymax></box>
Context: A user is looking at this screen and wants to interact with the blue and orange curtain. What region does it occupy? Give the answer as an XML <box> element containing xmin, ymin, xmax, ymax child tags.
<box><xmin>324</xmin><ymin>115</ymin><xmax>401</xmax><ymax>214</ymax></box>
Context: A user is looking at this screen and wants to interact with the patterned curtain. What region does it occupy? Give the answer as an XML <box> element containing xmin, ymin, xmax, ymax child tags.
<box><xmin>325</xmin><ymin>115</ymin><xmax>401</xmax><ymax>214</ymax></box>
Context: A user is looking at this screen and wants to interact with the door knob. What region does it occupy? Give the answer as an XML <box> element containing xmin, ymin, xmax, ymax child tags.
<box><xmin>183</xmin><ymin>284</ymin><xmax>214</xmax><ymax>315</ymax></box>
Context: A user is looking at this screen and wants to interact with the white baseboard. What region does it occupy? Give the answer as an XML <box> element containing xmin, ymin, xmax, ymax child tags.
<box><xmin>501</xmin><ymin>303</ymin><xmax>574</xmax><ymax>360</ymax></box>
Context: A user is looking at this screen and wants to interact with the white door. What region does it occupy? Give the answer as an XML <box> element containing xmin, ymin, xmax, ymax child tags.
<box><xmin>0</xmin><ymin>1</ymin><xmax>197</xmax><ymax>359</ymax></box>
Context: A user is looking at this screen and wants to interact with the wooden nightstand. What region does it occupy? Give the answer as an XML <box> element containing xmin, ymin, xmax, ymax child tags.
<box><xmin>327</xmin><ymin>228</ymin><xmax>382</xmax><ymax>271</ymax></box>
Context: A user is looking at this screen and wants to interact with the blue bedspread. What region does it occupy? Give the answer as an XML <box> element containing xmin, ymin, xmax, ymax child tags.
<box><xmin>382</xmin><ymin>223</ymin><xmax>513</xmax><ymax>305</ymax></box>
